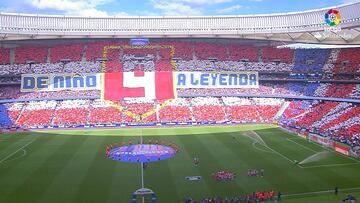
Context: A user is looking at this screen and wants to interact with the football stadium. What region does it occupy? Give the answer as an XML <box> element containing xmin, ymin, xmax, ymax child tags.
<box><xmin>0</xmin><ymin>1</ymin><xmax>360</xmax><ymax>203</ymax></box>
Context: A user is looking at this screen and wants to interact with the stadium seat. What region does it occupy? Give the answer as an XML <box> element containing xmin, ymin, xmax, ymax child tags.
<box><xmin>15</xmin><ymin>46</ymin><xmax>48</xmax><ymax>64</ymax></box>
<box><xmin>0</xmin><ymin>48</ymin><xmax>11</xmax><ymax>65</ymax></box>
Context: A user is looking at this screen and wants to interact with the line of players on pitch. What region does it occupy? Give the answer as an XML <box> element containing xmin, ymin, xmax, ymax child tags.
<box><xmin>183</xmin><ymin>191</ymin><xmax>279</xmax><ymax>203</ymax></box>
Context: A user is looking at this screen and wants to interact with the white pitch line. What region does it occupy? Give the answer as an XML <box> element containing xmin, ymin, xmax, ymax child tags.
<box><xmin>286</xmin><ymin>133</ymin><xmax>360</xmax><ymax>168</ymax></box>
<box><xmin>262</xmin><ymin>144</ymin><xmax>302</xmax><ymax>167</ymax></box>
<box><xmin>287</xmin><ymin>133</ymin><xmax>360</xmax><ymax>164</ymax></box>
<box><xmin>0</xmin><ymin>139</ymin><xmax>36</xmax><ymax>142</ymax></box>
<box><xmin>2</xmin><ymin>149</ymin><xmax>27</xmax><ymax>163</ymax></box>
<box><xmin>286</xmin><ymin>138</ymin><xmax>318</xmax><ymax>153</ymax></box>
<box><xmin>242</xmin><ymin>131</ymin><xmax>359</xmax><ymax>169</ymax></box>
<box><xmin>245</xmin><ymin>131</ymin><xmax>301</xmax><ymax>167</ymax></box>
<box><xmin>300</xmin><ymin>162</ymin><xmax>360</xmax><ymax>169</ymax></box>
<box><xmin>251</xmin><ymin>142</ymin><xmax>274</xmax><ymax>154</ymax></box>
<box><xmin>283</xmin><ymin>187</ymin><xmax>360</xmax><ymax>198</ymax></box>
<box><xmin>313</xmin><ymin>142</ymin><xmax>360</xmax><ymax>163</ymax></box>
<box><xmin>0</xmin><ymin>138</ymin><xmax>36</xmax><ymax>164</ymax></box>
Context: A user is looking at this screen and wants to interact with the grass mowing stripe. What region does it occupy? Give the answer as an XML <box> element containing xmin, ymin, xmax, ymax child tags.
<box><xmin>106</xmin><ymin>162</ymin><xmax>140</xmax><ymax>203</ymax></box>
<box><xmin>286</xmin><ymin>138</ymin><xmax>318</xmax><ymax>153</ymax></box>
<box><xmin>0</xmin><ymin>134</ymin><xmax>56</xmax><ymax>202</ymax></box>
<box><xmin>169</xmin><ymin>131</ymin><xmax>212</xmax><ymax>200</ymax></box>
<box><xmin>0</xmin><ymin>138</ymin><xmax>36</xmax><ymax>164</ymax></box>
<box><xmin>71</xmin><ymin>136</ymin><xmax>119</xmax><ymax>203</ymax></box>
<box><xmin>0</xmin><ymin>133</ymin><xmax>36</xmax><ymax>156</ymax></box>
<box><xmin>36</xmin><ymin>124</ymin><xmax>277</xmax><ymax>136</ymax></box>
<box><xmin>283</xmin><ymin>186</ymin><xmax>360</xmax><ymax>198</ymax></box>
<box><xmin>255</xmin><ymin>130</ymin><xmax>313</xmax><ymax>165</ymax></box>
<box><xmin>0</xmin><ymin>126</ymin><xmax>359</xmax><ymax>202</ymax></box>
<box><xmin>253</xmin><ymin>131</ymin><xmax>298</xmax><ymax>165</ymax></box>
<box><xmin>301</xmin><ymin>162</ymin><xmax>360</xmax><ymax>169</ymax></box>
<box><xmin>237</xmin><ymin>131</ymin><xmax>317</xmax><ymax>193</ymax></box>
<box><xmin>36</xmin><ymin>136</ymin><xmax>98</xmax><ymax>203</ymax></box>
<box><xmin>146</xmin><ymin>136</ymin><xmax>181</xmax><ymax>202</ymax></box>
<box><xmin>283</xmin><ymin>130</ymin><xmax>360</xmax><ymax>165</ymax></box>
<box><xmin>177</xmin><ymin>133</ymin><xmax>222</xmax><ymax>198</ymax></box>
<box><xmin>6</xmin><ymin>135</ymin><xmax>86</xmax><ymax>203</ymax></box>
<box><xmin>214</xmin><ymin>132</ymin><xmax>274</xmax><ymax>192</ymax></box>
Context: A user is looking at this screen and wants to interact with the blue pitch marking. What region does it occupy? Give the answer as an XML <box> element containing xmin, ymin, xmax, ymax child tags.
<box><xmin>107</xmin><ymin>144</ymin><xmax>177</xmax><ymax>163</ymax></box>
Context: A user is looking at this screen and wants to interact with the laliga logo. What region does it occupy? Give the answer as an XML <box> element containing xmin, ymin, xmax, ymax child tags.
<box><xmin>325</xmin><ymin>9</ymin><xmax>341</xmax><ymax>27</ymax></box>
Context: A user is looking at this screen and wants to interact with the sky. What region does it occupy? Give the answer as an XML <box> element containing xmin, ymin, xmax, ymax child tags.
<box><xmin>0</xmin><ymin>0</ymin><xmax>358</xmax><ymax>17</ymax></box>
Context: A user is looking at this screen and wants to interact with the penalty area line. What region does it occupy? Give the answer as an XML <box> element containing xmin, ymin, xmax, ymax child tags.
<box><xmin>261</xmin><ymin>143</ymin><xmax>303</xmax><ymax>168</ymax></box>
<box><xmin>299</xmin><ymin>162</ymin><xmax>360</xmax><ymax>169</ymax></box>
<box><xmin>0</xmin><ymin>138</ymin><xmax>36</xmax><ymax>164</ymax></box>
<box><xmin>288</xmin><ymin>133</ymin><xmax>360</xmax><ymax>164</ymax></box>
<box><xmin>242</xmin><ymin>131</ymin><xmax>302</xmax><ymax>168</ymax></box>
<box><xmin>286</xmin><ymin>138</ymin><xmax>318</xmax><ymax>153</ymax></box>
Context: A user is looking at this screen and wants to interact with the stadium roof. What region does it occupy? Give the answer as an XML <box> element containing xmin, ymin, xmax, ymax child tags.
<box><xmin>0</xmin><ymin>2</ymin><xmax>360</xmax><ymax>44</ymax></box>
<box><xmin>278</xmin><ymin>43</ymin><xmax>360</xmax><ymax>49</ymax></box>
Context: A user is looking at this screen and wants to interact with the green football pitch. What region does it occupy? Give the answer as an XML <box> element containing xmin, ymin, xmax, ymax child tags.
<box><xmin>0</xmin><ymin>124</ymin><xmax>359</xmax><ymax>203</ymax></box>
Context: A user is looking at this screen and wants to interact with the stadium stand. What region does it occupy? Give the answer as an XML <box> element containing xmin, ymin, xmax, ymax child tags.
<box><xmin>15</xmin><ymin>46</ymin><xmax>48</xmax><ymax>64</ymax></box>
<box><xmin>159</xmin><ymin>41</ymin><xmax>193</xmax><ymax>60</ymax></box>
<box><xmin>51</xmin><ymin>44</ymin><xmax>84</xmax><ymax>63</ymax></box>
<box><xmin>16</xmin><ymin>100</ymin><xmax>57</xmax><ymax>127</ymax></box>
<box><xmin>334</xmin><ymin>48</ymin><xmax>360</xmax><ymax>74</ymax></box>
<box><xmin>159</xmin><ymin>98</ymin><xmax>192</xmax><ymax>122</ymax></box>
<box><xmin>262</xmin><ymin>47</ymin><xmax>293</xmax><ymax>64</ymax></box>
<box><xmin>228</xmin><ymin>44</ymin><xmax>258</xmax><ymax>61</ymax></box>
<box><xmin>123</xmin><ymin>99</ymin><xmax>157</xmax><ymax>123</ymax></box>
<box><xmin>293</xmin><ymin>49</ymin><xmax>330</xmax><ymax>72</ymax></box>
<box><xmin>279</xmin><ymin>101</ymin><xmax>360</xmax><ymax>147</ymax></box>
<box><xmin>0</xmin><ymin>48</ymin><xmax>10</xmax><ymax>65</ymax></box>
<box><xmin>52</xmin><ymin>100</ymin><xmax>90</xmax><ymax>125</ymax></box>
<box><xmin>89</xmin><ymin>100</ymin><xmax>122</xmax><ymax>124</ymax></box>
<box><xmin>0</xmin><ymin>40</ymin><xmax>359</xmax><ymax>148</ymax></box>
<box><xmin>194</xmin><ymin>42</ymin><xmax>227</xmax><ymax>60</ymax></box>
<box><xmin>191</xmin><ymin>97</ymin><xmax>226</xmax><ymax>122</ymax></box>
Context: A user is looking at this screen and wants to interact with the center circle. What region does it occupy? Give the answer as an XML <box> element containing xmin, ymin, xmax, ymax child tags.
<box><xmin>106</xmin><ymin>144</ymin><xmax>177</xmax><ymax>163</ymax></box>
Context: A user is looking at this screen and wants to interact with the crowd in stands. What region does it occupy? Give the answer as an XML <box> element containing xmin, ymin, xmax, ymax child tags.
<box><xmin>0</xmin><ymin>61</ymin><xmax>101</xmax><ymax>75</ymax></box>
<box><xmin>52</xmin><ymin>100</ymin><xmax>90</xmax><ymax>125</ymax></box>
<box><xmin>334</xmin><ymin>48</ymin><xmax>360</xmax><ymax>74</ymax></box>
<box><xmin>1</xmin><ymin>41</ymin><xmax>359</xmax><ymax>75</ymax></box>
<box><xmin>0</xmin><ymin>40</ymin><xmax>359</xmax><ymax>150</ymax></box>
<box><xmin>15</xmin><ymin>46</ymin><xmax>48</xmax><ymax>64</ymax></box>
<box><xmin>0</xmin><ymin>80</ymin><xmax>359</xmax><ymax>101</ymax></box>
<box><xmin>191</xmin><ymin>97</ymin><xmax>226</xmax><ymax>122</ymax></box>
<box><xmin>293</xmin><ymin>49</ymin><xmax>330</xmax><ymax>73</ymax></box>
<box><xmin>279</xmin><ymin>101</ymin><xmax>360</xmax><ymax>147</ymax></box>
<box><xmin>177</xmin><ymin>83</ymin><xmax>359</xmax><ymax>99</ymax></box>
<box><xmin>0</xmin><ymin>97</ymin><xmax>282</xmax><ymax>127</ymax></box>
<box><xmin>159</xmin><ymin>98</ymin><xmax>192</xmax><ymax>122</ymax></box>
<box><xmin>262</xmin><ymin>47</ymin><xmax>293</xmax><ymax>64</ymax></box>
<box><xmin>0</xmin><ymin>48</ymin><xmax>10</xmax><ymax>64</ymax></box>
<box><xmin>0</xmin><ymin>87</ymin><xmax>99</xmax><ymax>101</ymax></box>
<box><xmin>17</xmin><ymin>100</ymin><xmax>57</xmax><ymax>127</ymax></box>
<box><xmin>0</xmin><ymin>96</ymin><xmax>358</xmax><ymax>148</ymax></box>
<box><xmin>175</xmin><ymin>60</ymin><xmax>293</xmax><ymax>72</ymax></box>
<box><xmin>0</xmin><ymin>60</ymin><xmax>295</xmax><ymax>75</ymax></box>
<box><xmin>51</xmin><ymin>44</ymin><xmax>84</xmax><ymax>63</ymax></box>
<box><xmin>89</xmin><ymin>99</ymin><xmax>122</xmax><ymax>124</ymax></box>
<box><xmin>223</xmin><ymin>97</ymin><xmax>282</xmax><ymax>123</ymax></box>
<box><xmin>123</xmin><ymin>99</ymin><xmax>157</xmax><ymax>123</ymax></box>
